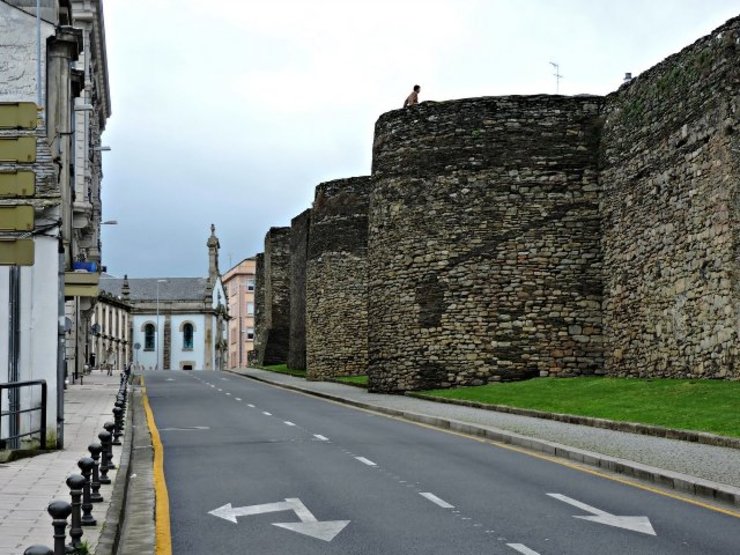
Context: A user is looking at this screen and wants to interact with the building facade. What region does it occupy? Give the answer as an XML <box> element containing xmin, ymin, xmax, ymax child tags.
<box><xmin>223</xmin><ymin>258</ymin><xmax>256</xmax><ymax>369</ymax></box>
<box><xmin>100</xmin><ymin>226</ymin><xmax>228</xmax><ymax>371</ymax></box>
<box><xmin>90</xmin><ymin>282</ymin><xmax>131</xmax><ymax>373</ymax></box>
<box><xmin>0</xmin><ymin>0</ymin><xmax>111</xmax><ymax>449</ymax></box>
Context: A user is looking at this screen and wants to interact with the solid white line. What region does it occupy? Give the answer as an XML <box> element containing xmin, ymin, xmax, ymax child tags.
<box><xmin>263</xmin><ymin>411</ymin><xmax>272</xmax><ymax>416</ymax></box>
<box><xmin>419</xmin><ymin>492</ymin><xmax>454</xmax><ymax>509</ymax></box>
<box><xmin>313</xmin><ymin>434</ymin><xmax>329</xmax><ymax>441</ymax></box>
<box><xmin>235</xmin><ymin>397</ymin><xmax>242</xmax><ymax>401</ymax></box>
<box><xmin>355</xmin><ymin>456</ymin><xmax>377</xmax><ymax>466</ymax></box>
<box><xmin>507</xmin><ymin>544</ymin><xmax>541</xmax><ymax>555</ymax></box>
<box><xmin>284</xmin><ymin>421</ymin><xmax>296</xmax><ymax>426</ymax></box>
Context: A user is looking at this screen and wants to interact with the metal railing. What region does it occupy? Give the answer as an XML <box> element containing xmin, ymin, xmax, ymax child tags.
<box><xmin>0</xmin><ymin>380</ymin><xmax>47</xmax><ymax>450</ymax></box>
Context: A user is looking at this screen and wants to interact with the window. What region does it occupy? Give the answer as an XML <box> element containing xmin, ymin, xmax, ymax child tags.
<box><xmin>183</xmin><ymin>323</ymin><xmax>194</xmax><ymax>350</ymax></box>
<box><xmin>246</xmin><ymin>302</ymin><xmax>254</xmax><ymax>315</ymax></box>
<box><xmin>245</xmin><ymin>328</ymin><xmax>255</xmax><ymax>340</ymax></box>
<box><xmin>144</xmin><ymin>324</ymin><xmax>155</xmax><ymax>350</ymax></box>
<box><xmin>246</xmin><ymin>279</ymin><xmax>255</xmax><ymax>291</ymax></box>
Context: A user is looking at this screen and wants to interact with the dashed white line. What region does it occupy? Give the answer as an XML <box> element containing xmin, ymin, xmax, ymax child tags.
<box><xmin>284</xmin><ymin>421</ymin><xmax>296</xmax><ymax>426</ymax></box>
<box><xmin>313</xmin><ymin>434</ymin><xmax>329</xmax><ymax>441</ymax></box>
<box><xmin>235</xmin><ymin>397</ymin><xmax>242</xmax><ymax>401</ymax></box>
<box><xmin>247</xmin><ymin>404</ymin><xmax>255</xmax><ymax>408</ymax></box>
<box><xmin>225</xmin><ymin>392</ymin><xmax>231</xmax><ymax>396</ymax></box>
<box><xmin>507</xmin><ymin>544</ymin><xmax>541</xmax><ymax>555</ymax></box>
<box><xmin>355</xmin><ymin>456</ymin><xmax>377</xmax><ymax>466</ymax></box>
<box><xmin>262</xmin><ymin>411</ymin><xmax>272</xmax><ymax>416</ymax></box>
<box><xmin>217</xmin><ymin>388</ymin><xmax>223</xmax><ymax>392</ymax></box>
<box><xmin>419</xmin><ymin>492</ymin><xmax>454</xmax><ymax>509</ymax></box>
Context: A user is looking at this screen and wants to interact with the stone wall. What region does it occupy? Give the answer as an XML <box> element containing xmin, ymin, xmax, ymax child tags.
<box><xmin>306</xmin><ymin>177</ymin><xmax>373</xmax><ymax>380</ymax></box>
<box><xmin>289</xmin><ymin>209</ymin><xmax>311</xmax><ymax>370</ymax></box>
<box><xmin>600</xmin><ymin>16</ymin><xmax>739</xmax><ymax>378</ymax></box>
<box><xmin>262</xmin><ymin>227</ymin><xmax>291</xmax><ymax>365</ymax></box>
<box><xmin>253</xmin><ymin>253</ymin><xmax>266</xmax><ymax>365</ymax></box>
<box><xmin>368</xmin><ymin>96</ymin><xmax>604</xmax><ymax>392</ymax></box>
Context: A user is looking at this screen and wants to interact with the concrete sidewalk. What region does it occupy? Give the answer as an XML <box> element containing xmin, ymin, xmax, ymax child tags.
<box><xmin>0</xmin><ymin>372</ymin><xmax>128</xmax><ymax>555</ymax></box>
<box><xmin>230</xmin><ymin>368</ymin><xmax>740</xmax><ymax>507</ymax></box>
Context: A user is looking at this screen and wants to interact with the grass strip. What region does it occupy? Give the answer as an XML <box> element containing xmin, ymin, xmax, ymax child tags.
<box><xmin>422</xmin><ymin>377</ymin><xmax>740</xmax><ymax>438</ymax></box>
<box><xmin>333</xmin><ymin>375</ymin><xmax>369</xmax><ymax>387</ymax></box>
<box><xmin>261</xmin><ymin>364</ymin><xmax>306</xmax><ymax>378</ymax></box>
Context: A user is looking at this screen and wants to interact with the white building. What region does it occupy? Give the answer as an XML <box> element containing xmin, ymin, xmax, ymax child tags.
<box><xmin>99</xmin><ymin>226</ymin><xmax>228</xmax><ymax>371</ymax></box>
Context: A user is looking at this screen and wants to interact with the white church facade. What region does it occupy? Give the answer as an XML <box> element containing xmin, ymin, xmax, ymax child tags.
<box><xmin>100</xmin><ymin>226</ymin><xmax>228</xmax><ymax>371</ymax></box>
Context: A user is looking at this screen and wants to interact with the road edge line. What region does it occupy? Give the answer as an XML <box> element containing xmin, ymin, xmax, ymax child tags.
<box><xmin>142</xmin><ymin>378</ymin><xmax>173</xmax><ymax>555</ymax></box>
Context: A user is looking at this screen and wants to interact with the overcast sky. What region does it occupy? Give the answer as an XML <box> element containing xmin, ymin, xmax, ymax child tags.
<box><xmin>100</xmin><ymin>0</ymin><xmax>739</xmax><ymax>278</ymax></box>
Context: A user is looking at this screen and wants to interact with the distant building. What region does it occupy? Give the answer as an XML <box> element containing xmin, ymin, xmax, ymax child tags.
<box><xmin>90</xmin><ymin>281</ymin><xmax>132</xmax><ymax>373</ymax></box>
<box><xmin>222</xmin><ymin>257</ymin><xmax>257</xmax><ymax>368</ymax></box>
<box><xmin>99</xmin><ymin>226</ymin><xmax>228</xmax><ymax>371</ymax></box>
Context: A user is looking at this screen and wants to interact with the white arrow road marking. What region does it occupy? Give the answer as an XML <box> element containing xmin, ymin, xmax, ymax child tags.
<box><xmin>507</xmin><ymin>544</ymin><xmax>541</xmax><ymax>555</ymax></box>
<box><xmin>313</xmin><ymin>434</ymin><xmax>329</xmax><ymax>441</ymax></box>
<box><xmin>355</xmin><ymin>456</ymin><xmax>377</xmax><ymax>466</ymax></box>
<box><xmin>419</xmin><ymin>492</ymin><xmax>454</xmax><ymax>509</ymax></box>
<box><xmin>547</xmin><ymin>493</ymin><xmax>656</xmax><ymax>536</ymax></box>
<box><xmin>209</xmin><ymin>498</ymin><xmax>349</xmax><ymax>542</ymax></box>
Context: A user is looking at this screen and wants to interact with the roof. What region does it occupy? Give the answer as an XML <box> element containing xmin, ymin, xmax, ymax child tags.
<box><xmin>100</xmin><ymin>277</ymin><xmax>210</xmax><ymax>302</ymax></box>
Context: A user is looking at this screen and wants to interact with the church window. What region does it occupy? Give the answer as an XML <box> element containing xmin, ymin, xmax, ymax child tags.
<box><xmin>183</xmin><ymin>323</ymin><xmax>194</xmax><ymax>350</ymax></box>
<box><xmin>144</xmin><ymin>324</ymin><xmax>155</xmax><ymax>350</ymax></box>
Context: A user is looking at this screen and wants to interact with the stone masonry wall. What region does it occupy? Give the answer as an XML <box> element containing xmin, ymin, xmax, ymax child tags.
<box><xmin>262</xmin><ymin>227</ymin><xmax>291</xmax><ymax>365</ymax></box>
<box><xmin>306</xmin><ymin>177</ymin><xmax>373</xmax><ymax>380</ymax></box>
<box><xmin>600</xmin><ymin>16</ymin><xmax>739</xmax><ymax>378</ymax></box>
<box><xmin>253</xmin><ymin>253</ymin><xmax>266</xmax><ymax>365</ymax></box>
<box><xmin>368</xmin><ymin>96</ymin><xmax>604</xmax><ymax>392</ymax></box>
<box><xmin>289</xmin><ymin>209</ymin><xmax>311</xmax><ymax>370</ymax></box>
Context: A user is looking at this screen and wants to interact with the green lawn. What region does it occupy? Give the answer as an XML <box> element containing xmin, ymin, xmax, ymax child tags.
<box><xmin>333</xmin><ymin>375</ymin><xmax>369</xmax><ymax>387</ymax></box>
<box><xmin>421</xmin><ymin>378</ymin><xmax>740</xmax><ymax>438</ymax></box>
<box><xmin>261</xmin><ymin>364</ymin><xmax>307</xmax><ymax>378</ymax></box>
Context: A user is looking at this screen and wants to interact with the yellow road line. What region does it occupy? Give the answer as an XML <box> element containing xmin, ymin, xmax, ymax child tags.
<box><xmin>238</xmin><ymin>372</ymin><xmax>740</xmax><ymax>519</ymax></box>
<box><xmin>142</xmin><ymin>378</ymin><xmax>172</xmax><ymax>555</ymax></box>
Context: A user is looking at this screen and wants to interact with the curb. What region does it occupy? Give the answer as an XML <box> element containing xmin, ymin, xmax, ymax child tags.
<box><xmin>95</xmin><ymin>384</ymin><xmax>134</xmax><ymax>555</ymax></box>
<box><xmin>406</xmin><ymin>392</ymin><xmax>740</xmax><ymax>450</ymax></box>
<box><xmin>230</xmin><ymin>370</ymin><xmax>740</xmax><ymax>508</ymax></box>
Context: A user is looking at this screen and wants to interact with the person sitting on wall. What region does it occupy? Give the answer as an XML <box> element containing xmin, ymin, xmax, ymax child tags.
<box><xmin>404</xmin><ymin>84</ymin><xmax>421</xmax><ymax>108</ymax></box>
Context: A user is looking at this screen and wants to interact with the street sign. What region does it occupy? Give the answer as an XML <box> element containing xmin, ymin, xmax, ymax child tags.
<box><xmin>0</xmin><ymin>239</ymin><xmax>34</xmax><ymax>266</ymax></box>
<box><xmin>209</xmin><ymin>497</ymin><xmax>350</xmax><ymax>542</ymax></box>
<box><xmin>0</xmin><ymin>205</ymin><xmax>34</xmax><ymax>231</ymax></box>
<box><xmin>0</xmin><ymin>136</ymin><xmax>36</xmax><ymax>163</ymax></box>
<box><xmin>0</xmin><ymin>171</ymin><xmax>35</xmax><ymax>197</ymax></box>
<box><xmin>0</xmin><ymin>102</ymin><xmax>38</xmax><ymax>129</ymax></box>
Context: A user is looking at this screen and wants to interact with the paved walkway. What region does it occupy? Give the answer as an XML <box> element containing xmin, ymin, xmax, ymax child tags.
<box><xmin>230</xmin><ymin>368</ymin><xmax>740</xmax><ymax>505</ymax></box>
<box><xmin>0</xmin><ymin>373</ymin><xmax>125</xmax><ymax>555</ymax></box>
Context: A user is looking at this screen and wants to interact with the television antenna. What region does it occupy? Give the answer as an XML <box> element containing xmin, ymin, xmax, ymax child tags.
<box><xmin>550</xmin><ymin>61</ymin><xmax>563</xmax><ymax>93</ymax></box>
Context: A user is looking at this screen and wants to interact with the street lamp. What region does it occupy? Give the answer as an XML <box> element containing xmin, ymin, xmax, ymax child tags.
<box><xmin>156</xmin><ymin>279</ymin><xmax>168</xmax><ymax>370</ymax></box>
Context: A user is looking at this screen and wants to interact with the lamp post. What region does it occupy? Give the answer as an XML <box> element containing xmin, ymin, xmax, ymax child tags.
<box><xmin>156</xmin><ymin>279</ymin><xmax>167</xmax><ymax>370</ymax></box>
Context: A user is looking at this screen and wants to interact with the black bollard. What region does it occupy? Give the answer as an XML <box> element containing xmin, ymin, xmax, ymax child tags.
<box><xmin>115</xmin><ymin>398</ymin><xmax>126</xmax><ymax>431</ymax></box>
<box><xmin>65</xmin><ymin>474</ymin><xmax>85</xmax><ymax>551</ymax></box>
<box><xmin>77</xmin><ymin>458</ymin><xmax>97</xmax><ymax>526</ymax></box>
<box><xmin>102</xmin><ymin>422</ymin><xmax>117</xmax><ymax>468</ymax></box>
<box><xmin>97</xmin><ymin>430</ymin><xmax>112</xmax><ymax>484</ymax></box>
<box><xmin>47</xmin><ymin>500</ymin><xmax>72</xmax><ymax>555</ymax></box>
<box><xmin>24</xmin><ymin>546</ymin><xmax>53</xmax><ymax>555</ymax></box>
<box><xmin>87</xmin><ymin>443</ymin><xmax>104</xmax><ymax>502</ymax></box>
<box><xmin>112</xmin><ymin>406</ymin><xmax>123</xmax><ymax>445</ymax></box>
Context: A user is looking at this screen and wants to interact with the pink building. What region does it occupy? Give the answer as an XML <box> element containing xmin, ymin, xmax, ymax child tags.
<box><xmin>222</xmin><ymin>257</ymin><xmax>256</xmax><ymax>368</ymax></box>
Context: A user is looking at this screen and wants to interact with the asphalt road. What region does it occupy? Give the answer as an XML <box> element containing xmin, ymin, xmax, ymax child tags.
<box><xmin>144</xmin><ymin>371</ymin><xmax>740</xmax><ymax>554</ymax></box>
